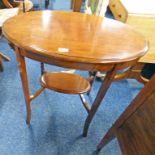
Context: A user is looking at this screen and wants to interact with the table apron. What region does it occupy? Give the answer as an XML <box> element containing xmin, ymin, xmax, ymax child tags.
<box><xmin>19</xmin><ymin>48</ymin><xmax>139</xmax><ymax>72</ymax></box>
<box><xmin>20</xmin><ymin>49</ymin><xmax>115</xmax><ymax>71</ymax></box>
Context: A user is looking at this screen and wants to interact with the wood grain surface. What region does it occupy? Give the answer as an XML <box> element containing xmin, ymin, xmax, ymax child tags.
<box><xmin>3</xmin><ymin>11</ymin><xmax>148</xmax><ymax>69</ymax></box>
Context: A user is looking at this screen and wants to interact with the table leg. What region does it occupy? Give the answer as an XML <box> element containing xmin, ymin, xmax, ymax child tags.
<box><xmin>15</xmin><ymin>47</ymin><xmax>31</xmax><ymax>124</ymax></box>
<box><xmin>83</xmin><ymin>66</ymin><xmax>117</xmax><ymax>137</ymax></box>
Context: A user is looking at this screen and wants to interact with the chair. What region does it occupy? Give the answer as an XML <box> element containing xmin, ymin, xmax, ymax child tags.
<box><xmin>85</xmin><ymin>0</ymin><xmax>109</xmax><ymax>16</ymax></box>
<box><xmin>1</xmin><ymin>0</ymin><xmax>33</xmax><ymax>12</ymax></box>
<box><xmin>0</xmin><ymin>0</ymin><xmax>33</xmax><ymax>71</ymax></box>
<box><xmin>0</xmin><ymin>8</ymin><xmax>18</xmax><ymax>71</ymax></box>
<box><xmin>97</xmin><ymin>74</ymin><xmax>155</xmax><ymax>154</ymax></box>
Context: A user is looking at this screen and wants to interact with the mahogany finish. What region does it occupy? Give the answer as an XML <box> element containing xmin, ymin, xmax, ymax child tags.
<box><xmin>2</xmin><ymin>11</ymin><xmax>148</xmax><ymax>135</ymax></box>
<box><xmin>40</xmin><ymin>72</ymin><xmax>90</xmax><ymax>94</ymax></box>
<box><xmin>97</xmin><ymin>75</ymin><xmax>155</xmax><ymax>154</ymax></box>
<box><xmin>3</xmin><ymin>11</ymin><xmax>148</xmax><ymax>68</ymax></box>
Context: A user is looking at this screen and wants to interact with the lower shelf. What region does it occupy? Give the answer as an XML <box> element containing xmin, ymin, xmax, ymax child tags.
<box><xmin>40</xmin><ymin>72</ymin><xmax>91</xmax><ymax>94</ymax></box>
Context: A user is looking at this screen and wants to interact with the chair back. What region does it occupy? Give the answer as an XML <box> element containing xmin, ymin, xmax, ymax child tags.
<box><xmin>85</xmin><ymin>0</ymin><xmax>109</xmax><ymax>16</ymax></box>
<box><xmin>2</xmin><ymin>0</ymin><xmax>20</xmax><ymax>8</ymax></box>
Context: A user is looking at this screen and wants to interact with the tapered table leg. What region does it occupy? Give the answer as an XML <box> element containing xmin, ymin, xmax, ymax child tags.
<box><xmin>15</xmin><ymin>47</ymin><xmax>31</xmax><ymax>124</ymax></box>
<box><xmin>83</xmin><ymin>66</ymin><xmax>117</xmax><ymax>137</ymax></box>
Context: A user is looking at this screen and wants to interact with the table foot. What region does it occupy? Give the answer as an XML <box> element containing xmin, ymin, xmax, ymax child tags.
<box><xmin>26</xmin><ymin>103</ymin><xmax>31</xmax><ymax>125</ymax></box>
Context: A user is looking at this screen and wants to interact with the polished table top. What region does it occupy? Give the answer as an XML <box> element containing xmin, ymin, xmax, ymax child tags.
<box><xmin>3</xmin><ymin>11</ymin><xmax>148</xmax><ymax>70</ymax></box>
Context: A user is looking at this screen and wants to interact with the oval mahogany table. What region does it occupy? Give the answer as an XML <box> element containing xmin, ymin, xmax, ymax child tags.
<box><xmin>2</xmin><ymin>11</ymin><xmax>148</xmax><ymax>137</ymax></box>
